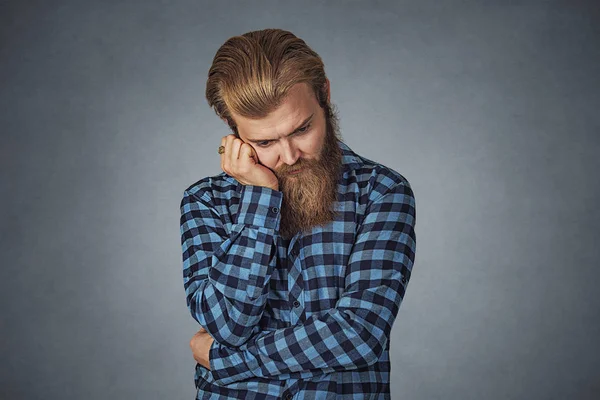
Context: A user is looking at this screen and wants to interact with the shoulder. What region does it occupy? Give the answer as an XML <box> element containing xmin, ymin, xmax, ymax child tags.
<box><xmin>180</xmin><ymin>172</ymin><xmax>239</xmax><ymax>207</ymax></box>
<box><xmin>340</xmin><ymin>141</ymin><xmax>414</xmax><ymax>201</ymax></box>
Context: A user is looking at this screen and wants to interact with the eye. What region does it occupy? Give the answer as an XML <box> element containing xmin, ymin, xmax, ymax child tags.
<box><xmin>297</xmin><ymin>123</ymin><xmax>311</xmax><ymax>133</ymax></box>
<box><xmin>256</xmin><ymin>141</ymin><xmax>271</xmax><ymax>148</ymax></box>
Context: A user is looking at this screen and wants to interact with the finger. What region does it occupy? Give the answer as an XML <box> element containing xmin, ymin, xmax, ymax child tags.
<box><xmin>220</xmin><ymin>136</ymin><xmax>227</xmax><ymax>171</ymax></box>
<box><xmin>240</xmin><ymin>143</ymin><xmax>257</xmax><ymax>165</ymax></box>
<box><xmin>224</xmin><ymin>134</ymin><xmax>236</xmax><ymax>168</ymax></box>
<box><xmin>231</xmin><ymin>138</ymin><xmax>242</xmax><ymax>161</ymax></box>
<box><xmin>222</xmin><ymin>135</ymin><xmax>236</xmax><ymax>173</ymax></box>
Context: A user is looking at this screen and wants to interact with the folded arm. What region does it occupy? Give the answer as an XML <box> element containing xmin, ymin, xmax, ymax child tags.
<box><xmin>207</xmin><ymin>181</ymin><xmax>417</xmax><ymax>385</ymax></box>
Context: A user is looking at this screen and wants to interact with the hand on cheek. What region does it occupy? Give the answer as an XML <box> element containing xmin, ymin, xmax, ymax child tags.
<box><xmin>220</xmin><ymin>134</ymin><xmax>280</xmax><ymax>191</ymax></box>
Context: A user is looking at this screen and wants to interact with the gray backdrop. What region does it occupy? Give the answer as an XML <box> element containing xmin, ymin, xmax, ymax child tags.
<box><xmin>1</xmin><ymin>1</ymin><xmax>599</xmax><ymax>399</ymax></box>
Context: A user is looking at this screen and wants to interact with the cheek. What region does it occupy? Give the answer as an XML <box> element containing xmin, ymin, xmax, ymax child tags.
<box><xmin>304</xmin><ymin>143</ymin><xmax>319</xmax><ymax>158</ymax></box>
<box><xmin>256</xmin><ymin>150</ymin><xmax>278</xmax><ymax>169</ymax></box>
<box><xmin>305</xmin><ymin>129</ymin><xmax>327</xmax><ymax>157</ymax></box>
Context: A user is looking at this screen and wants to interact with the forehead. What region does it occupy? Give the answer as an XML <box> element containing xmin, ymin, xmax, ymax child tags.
<box><xmin>233</xmin><ymin>83</ymin><xmax>318</xmax><ymax>139</ymax></box>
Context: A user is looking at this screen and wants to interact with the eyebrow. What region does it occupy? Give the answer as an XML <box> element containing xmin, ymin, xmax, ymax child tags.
<box><xmin>246</xmin><ymin>113</ymin><xmax>314</xmax><ymax>144</ymax></box>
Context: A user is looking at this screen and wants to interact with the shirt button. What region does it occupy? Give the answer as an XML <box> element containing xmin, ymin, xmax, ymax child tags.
<box><xmin>290</xmin><ymin>250</ymin><xmax>298</xmax><ymax>257</ymax></box>
<box><xmin>271</xmin><ymin>207</ymin><xmax>279</xmax><ymax>214</ymax></box>
<box><xmin>401</xmin><ymin>276</ymin><xmax>408</xmax><ymax>284</ymax></box>
<box><xmin>284</xmin><ymin>394</ymin><xmax>293</xmax><ymax>400</ymax></box>
<box><xmin>293</xmin><ymin>300</ymin><xmax>300</xmax><ymax>308</ymax></box>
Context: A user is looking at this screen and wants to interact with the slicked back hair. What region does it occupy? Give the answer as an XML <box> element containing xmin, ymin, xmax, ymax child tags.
<box><xmin>205</xmin><ymin>29</ymin><xmax>330</xmax><ymax>134</ymax></box>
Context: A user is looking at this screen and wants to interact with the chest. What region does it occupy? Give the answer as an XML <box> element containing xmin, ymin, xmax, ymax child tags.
<box><xmin>263</xmin><ymin>203</ymin><xmax>360</xmax><ymax>326</ymax></box>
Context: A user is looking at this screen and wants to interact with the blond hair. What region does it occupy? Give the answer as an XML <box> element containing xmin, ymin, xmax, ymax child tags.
<box><xmin>205</xmin><ymin>29</ymin><xmax>329</xmax><ymax>133</ymax></box>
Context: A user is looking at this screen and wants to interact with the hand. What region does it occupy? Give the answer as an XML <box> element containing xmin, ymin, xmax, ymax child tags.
<box><xmin>190</xmin><ymin>327</ymin><xmax>214</xmax><ymax>370</ymax></box>
<box><xmin>220</xmin><ymin>134</ymin><xmax>279</xmax><ymax>191</ymax></box>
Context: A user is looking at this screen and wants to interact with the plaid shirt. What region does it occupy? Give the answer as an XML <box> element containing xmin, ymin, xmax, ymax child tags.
<box><xmin>180</xmin><ymin>140</ymin><xmax>416</xmax><ymax>399</ymax></box>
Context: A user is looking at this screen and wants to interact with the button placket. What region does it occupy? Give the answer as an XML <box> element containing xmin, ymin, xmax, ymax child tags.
<box><xmin>286</xmin><ymin>239</ymin><xmax>304</xmax><ymax>324</ymax></box>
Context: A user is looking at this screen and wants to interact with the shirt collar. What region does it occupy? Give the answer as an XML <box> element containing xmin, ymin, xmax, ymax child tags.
<box><xmin>337</xmin><ymin>140</ymin><xmax>362</xmax><ymax>173</ymax></box>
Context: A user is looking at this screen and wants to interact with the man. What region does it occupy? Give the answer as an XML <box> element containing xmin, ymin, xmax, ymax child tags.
<box><xmin>180</xmin><ymin>28</ymin><xmax>416</xmax><ymax>399</ymax></box>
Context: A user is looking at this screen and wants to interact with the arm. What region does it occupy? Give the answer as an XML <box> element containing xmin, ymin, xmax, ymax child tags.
<box><xmin>207</xmin><ymin>181</ymin><xmax>417</xmax><ymax>386</ymax></box>
<box><xmin>180</xmin><ymin>184</ymin><xmax>282</xmax><ymax>347</ymax></box>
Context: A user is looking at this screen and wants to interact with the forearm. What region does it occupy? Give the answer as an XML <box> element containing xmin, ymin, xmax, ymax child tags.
<box><xmin>181</xmin><ymin>185</ymin><xmax>283</xmax><ymax>347</ymax></box>
<box><xmin>184</xmin><ymin>229</ymin><xmax>274</xmax><ymax>346</ymax></box>
<box><xmin>208</xmin><ymin>295</ymin><xmax>396</xmax><ymax>386</ymax></box>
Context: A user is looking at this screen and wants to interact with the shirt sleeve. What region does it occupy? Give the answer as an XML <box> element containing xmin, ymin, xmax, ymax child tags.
<box><xmin>207</xmin><ymin>181</ymin><xmax>417</xmax><ymax>386</ymax></box>
<box><xmin>180</xmin><ymin>184</ymin><xmax>283</xmax><ymax>347</ymax></box>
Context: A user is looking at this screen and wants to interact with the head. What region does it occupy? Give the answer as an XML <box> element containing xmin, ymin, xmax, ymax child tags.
<box><xmin>206</xmin><ymin>29</ymin><xmax>344</xmax><ymax>239</ymax></box>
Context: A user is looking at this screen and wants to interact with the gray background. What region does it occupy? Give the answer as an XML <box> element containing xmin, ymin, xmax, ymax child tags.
<box><xmin>1</xmin><ymin>1</ymin><xmax>599</xmax><ymax>399</ymax></box>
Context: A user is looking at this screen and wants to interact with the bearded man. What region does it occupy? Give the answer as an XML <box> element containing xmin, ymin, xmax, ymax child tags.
<box><xmin>180</xmin><ymin>28</ymin><xmax>416</xmax><ymax>400</ymax></box>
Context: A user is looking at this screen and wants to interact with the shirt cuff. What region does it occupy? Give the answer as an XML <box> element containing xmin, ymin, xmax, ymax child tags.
<box><xmin>209</xmin><ymin>341</ymin><xmax>255</xmax><ymax>386</ymax></box>
<box><xmin>235</xmin><ymin>185</ymin><xmax>282</xmax><ymax>230</ymax></box>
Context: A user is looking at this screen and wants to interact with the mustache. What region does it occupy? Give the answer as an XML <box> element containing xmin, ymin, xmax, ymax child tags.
<box><xmin>275</xmin><ymin>158</ymin><xmax>315</xmax><ymax>177</ymax></box>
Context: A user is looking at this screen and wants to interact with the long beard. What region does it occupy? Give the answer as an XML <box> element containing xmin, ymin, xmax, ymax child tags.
<box><xmin>276</xmin><ymin>108</ymin><xmax>343</xmax><ymax>240</ymax></box>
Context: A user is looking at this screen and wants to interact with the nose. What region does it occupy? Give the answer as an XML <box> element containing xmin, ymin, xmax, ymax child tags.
<box><xmin>279</xmin><ymin>139</ymin><xmax>300</xmax><ymax>166</ymax></box>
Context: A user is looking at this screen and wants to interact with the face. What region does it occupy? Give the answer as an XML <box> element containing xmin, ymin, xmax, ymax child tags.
<box><xmin>231</xmin><ymin>82</ymin><xmax>328</xmax><ymax>178</ymax></box>
<box><xmin>230</xmin><ymin>81</ymin><xmax>344</xmax><ymax>239</ymax></box>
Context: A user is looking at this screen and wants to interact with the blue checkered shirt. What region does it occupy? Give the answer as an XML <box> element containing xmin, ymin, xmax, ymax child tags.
<box><xmin>180</xmin><ymin>140</ymin><xmax>416</xmax><ymax>399</ymax></box>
